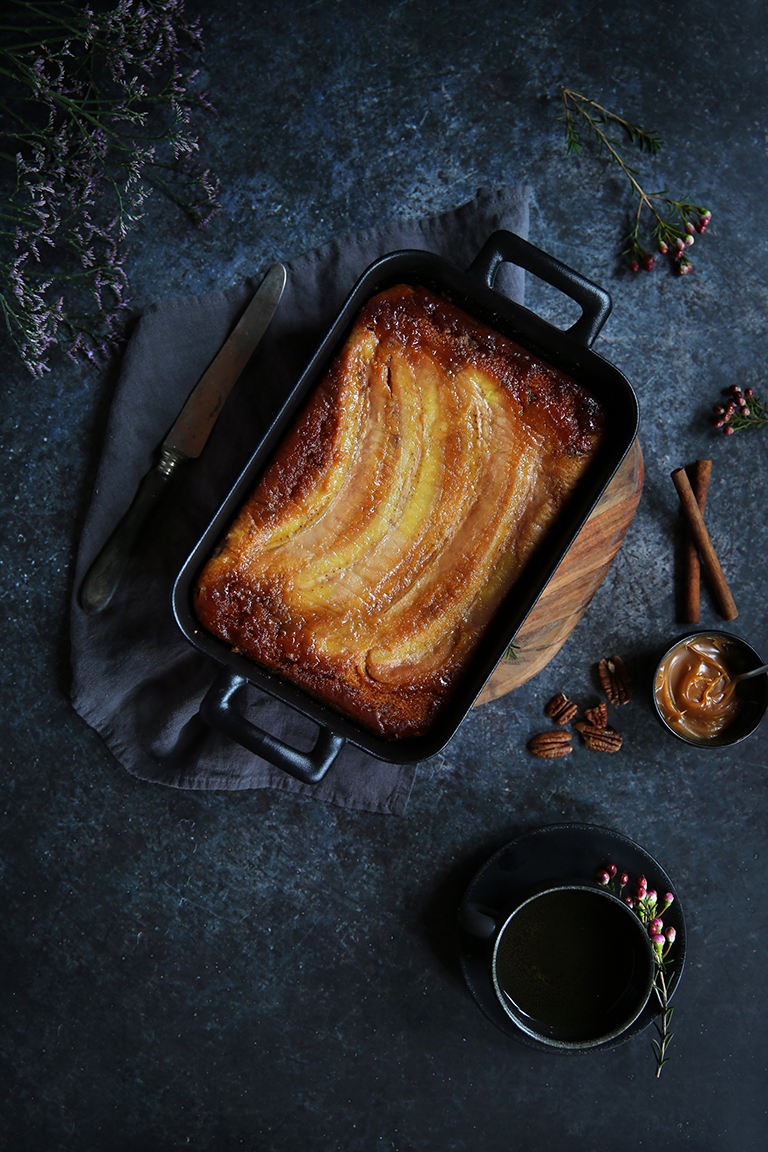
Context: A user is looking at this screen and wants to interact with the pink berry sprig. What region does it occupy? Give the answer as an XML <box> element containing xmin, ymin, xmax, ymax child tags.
<box><xmin>560</xmin><ymin>88</ymin><xmax>712</xmax><ymax>277</ymax></box>
<box><xmin>630</xmin><ymin>209</ymin><xmax>712</xmax><ymax>277</ymax></box>
<box><xmin>596</xmin><ymin>865</ymin><xmax>677</xmax><ymax>1076</ymax></box>
<box><xmin>712</xmin><ymin>384</ymin><xmax>768</xmax><ymax>436</ymax></box>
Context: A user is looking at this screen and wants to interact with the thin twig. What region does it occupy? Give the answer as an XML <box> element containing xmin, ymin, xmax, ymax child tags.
<box><xmin>560</xmin><ymin>87</ymin><xmax>712</xmax><ymax>275</ymax></box>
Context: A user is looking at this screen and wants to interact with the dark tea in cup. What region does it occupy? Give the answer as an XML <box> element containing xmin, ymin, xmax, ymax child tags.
<box><xmin>491</xmin><ymin>885</ymin><xmax>655</xmax><ymax>1048</ymax></box>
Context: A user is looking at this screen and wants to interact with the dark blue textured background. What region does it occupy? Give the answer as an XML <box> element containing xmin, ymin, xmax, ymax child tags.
<box><xmin>2</xmin><ymin>1</ymin><xmax>767</xmax><ymax>1148</ymax></box>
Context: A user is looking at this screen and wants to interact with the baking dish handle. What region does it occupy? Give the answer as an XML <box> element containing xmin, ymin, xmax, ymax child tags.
<box><xmin>199</xmin><ymin>669</ymin><xmax>346</xmax><ymax>785</ymax></box>
<box><xmin>467</xmin><ymin>229</ymin><xmax>612</xmax><ymax>348</ymax></box>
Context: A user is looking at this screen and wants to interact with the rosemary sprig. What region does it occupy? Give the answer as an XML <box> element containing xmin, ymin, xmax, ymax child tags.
<box><xmin>561</xmin><ymin>88</ymin><xmax>664</xmax><ymax>158</ymax></box>
<box><xmin>651</xmin><ymin>962</ymin><xmax>675</xmax><ymax>1077</ymax></box>
<box><xmin>0</xmin><ymin>0</ymin><xmax>220</xmax><ymax>376</ymax></box>
<box><xmin>560</xmin><ymin>87</ymin><xmax>711</xmax><ymax>276</ymax></box>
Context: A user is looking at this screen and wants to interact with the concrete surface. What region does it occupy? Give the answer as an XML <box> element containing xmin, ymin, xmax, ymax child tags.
<box><xmin>2</xmin><ymin>1</ymin><xmax>767</xmax><ymax>1148</ymax></box>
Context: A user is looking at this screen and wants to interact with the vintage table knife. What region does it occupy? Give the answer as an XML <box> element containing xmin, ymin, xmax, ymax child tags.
<box><xmin>79</xmin><ymin>262</ymin><xmax>287</xmax><ymax>615</ymax></box>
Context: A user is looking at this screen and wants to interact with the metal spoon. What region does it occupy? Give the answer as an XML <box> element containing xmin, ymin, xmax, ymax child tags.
<box><xmin>734</xmin><ymin>663</ymin><xmax>768</xmax><ymax>682</ymax></box>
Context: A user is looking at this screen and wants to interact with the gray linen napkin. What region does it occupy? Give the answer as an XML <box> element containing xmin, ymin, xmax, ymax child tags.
<box><xmin>70</xmin><ymin>186</ymin><xmax>531</xmax><ymax>814</ymax></box>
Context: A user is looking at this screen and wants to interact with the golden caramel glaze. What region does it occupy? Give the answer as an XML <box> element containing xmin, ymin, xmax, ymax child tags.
<box><xmin>654</xmin><ymin>635</ymin><xmax>744</xmax><ymax>741</ymax></box>
<box><xmin>194</xmin><ymin>284</ymin><xmax>605</xmax><ymax>738</ymax></box>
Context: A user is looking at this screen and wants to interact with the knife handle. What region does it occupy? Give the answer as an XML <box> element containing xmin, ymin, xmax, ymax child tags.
<box><xmin>79</xmin><ymin>447</ymin><xmax>184</xmax><ymax>615</ymax></box>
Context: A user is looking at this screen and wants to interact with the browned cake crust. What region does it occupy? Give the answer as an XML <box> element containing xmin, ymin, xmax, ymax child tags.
<box><xmin>194</xmin><ymin>284</ymin><xmax>605</xmax><ymax>738</ymax></box>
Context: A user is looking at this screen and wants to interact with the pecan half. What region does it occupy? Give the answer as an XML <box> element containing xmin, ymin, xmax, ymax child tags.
<box><xmin>584</xmin><ymin>702</ymin><xmax>608</xmax><ymax>729</ymax></box>
<box><xmin>598</xmin><ymin>655</ymin><xmax>632</xmax><ymax>705</ymax></box>
<box><xmin>575</xmin><ymin>722</ymin><xmax>623</xmax><ymax>753</ymax></box>
<box><xmin>545</xmin><ymin>692</ymin><xmax>578</xmax><ymax>724</ymax></box>
<box><xmin>528</xmin><ymin>730</ymin><xmax>573</xmax><ymax>758</ymax></box>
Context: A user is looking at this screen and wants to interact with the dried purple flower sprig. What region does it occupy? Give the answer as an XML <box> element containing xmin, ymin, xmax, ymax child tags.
<box><xmin>596</xmin><ymin>865</ymin><xmax>676</xmax><ymax>1077</ymax></box>
<box><xmin>712</xmin><ymin>384</ymin><xmax>768</xmax><ymax>436</ymax></box>
<box><xmin>0</xmin><ymin>0</ymin><xmax>220</xmax><ymax>375</ymax></box>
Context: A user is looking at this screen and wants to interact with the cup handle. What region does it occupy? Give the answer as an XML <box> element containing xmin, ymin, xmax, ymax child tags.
<box><xmin>459</xmin><ymin>901</ymin><xmax>499</xmax><ymax>941</ymax></box>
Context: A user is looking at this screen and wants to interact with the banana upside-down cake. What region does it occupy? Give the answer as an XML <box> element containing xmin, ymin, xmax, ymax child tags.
<box><xmin>194</xmin><ymin>284</ymin><xmax>605</xmax><ymax>738</ymax></box>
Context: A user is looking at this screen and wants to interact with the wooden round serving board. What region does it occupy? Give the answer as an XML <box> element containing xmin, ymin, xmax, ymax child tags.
<box><xmin>474</xmin><ymin>438</ymin><xmax>644</xmax><ymax>706</ymax></box>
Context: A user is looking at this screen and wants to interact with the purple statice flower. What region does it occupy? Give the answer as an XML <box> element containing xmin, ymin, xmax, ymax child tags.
<box><xmin>1</xmin><ymin>0</ymin><xmax>219</xmax><ymax>375</ymax></box>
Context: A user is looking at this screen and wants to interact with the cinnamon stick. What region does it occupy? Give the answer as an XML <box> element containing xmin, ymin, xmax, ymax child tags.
<box><xmin>683</xmin><ymin>459</ymin><xmax>712</xmax><ymax>623</ymax></box>
<box><xmin>671</xmin><ymin>467</ymin><xmax>738</xmax><ymax>620</ymax></box>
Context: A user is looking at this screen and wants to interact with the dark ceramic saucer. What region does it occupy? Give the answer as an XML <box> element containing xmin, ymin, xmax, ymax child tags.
<box><xmin>457</xmin><ymin>823</ymin><xmax>687</xmax><ymax>1053</ymax></box>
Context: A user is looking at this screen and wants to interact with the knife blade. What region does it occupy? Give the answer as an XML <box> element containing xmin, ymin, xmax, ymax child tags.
<box><xmin>79</xmin><ymin>261</ymin><xmax>287</xmax><ymax>615</ymax></box>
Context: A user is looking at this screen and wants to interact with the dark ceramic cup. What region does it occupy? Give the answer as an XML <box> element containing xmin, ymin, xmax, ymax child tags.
<box><xmin>461</xmin><ymin>883</ymin><xmax>656</xmax><ymax>1049</ymax></box>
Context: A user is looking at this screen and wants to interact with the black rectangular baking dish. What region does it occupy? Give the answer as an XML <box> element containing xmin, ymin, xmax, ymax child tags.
<box><xmin>172</xmin><ymin>230</ymin><xmax>639</xmax><ymax>784</ymax></box>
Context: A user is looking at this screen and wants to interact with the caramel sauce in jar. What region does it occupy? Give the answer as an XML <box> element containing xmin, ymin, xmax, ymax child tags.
<box><xmin>654</xmin><ymin>635</ymin><xmax>744</xmax><ymax>741</ymax></box>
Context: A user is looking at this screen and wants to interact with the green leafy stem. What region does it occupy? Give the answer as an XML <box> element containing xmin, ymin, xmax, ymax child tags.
<box><xmin>560</xmin><ymin>87</ymin><xmax>711</xmax><ymax>275</ymax></box>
